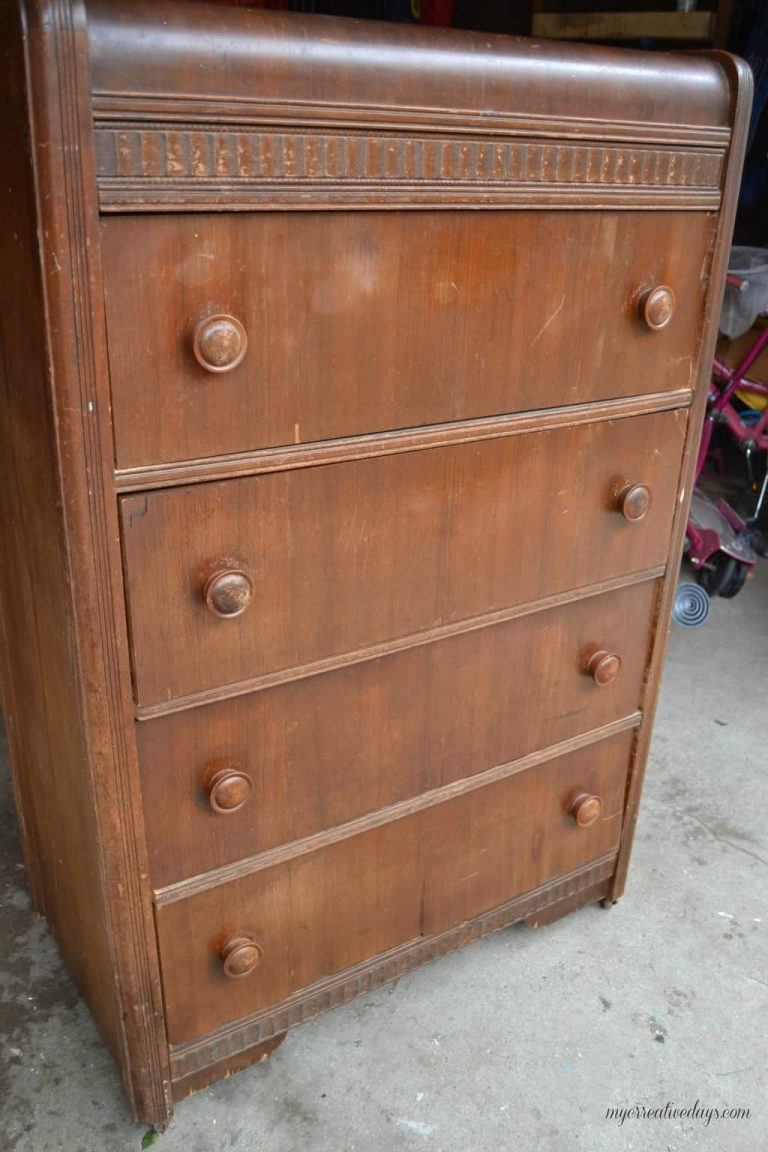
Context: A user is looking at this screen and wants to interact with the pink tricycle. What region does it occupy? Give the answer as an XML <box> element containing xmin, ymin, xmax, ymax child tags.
<box><xmin>681</xmin><ymin>253</ymin><xmax>768</xmax><ymax>603</ymax></box>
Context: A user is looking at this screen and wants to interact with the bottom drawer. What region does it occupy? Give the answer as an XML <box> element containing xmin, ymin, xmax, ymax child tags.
<box><xmin>156</xmin><ymin>729</ymin><xmax>634</xmax><ymax>1046</ymax></box>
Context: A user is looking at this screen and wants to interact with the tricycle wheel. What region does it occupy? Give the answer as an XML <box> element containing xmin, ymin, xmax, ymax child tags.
<box><xmin>719</xmin><ymin>560</ymin><xmax>749</xmax><ymax>598</ymax></box>
<box><xmin>698</xmin><ymin>553</ymin><xmax>738</xmax><ymax>597</ymax></box>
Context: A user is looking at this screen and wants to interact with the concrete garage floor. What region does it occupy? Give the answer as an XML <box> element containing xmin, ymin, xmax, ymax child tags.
<box><xmin>1</xmin><ymin>565</ymin><xmax>766</xmax><ymax>1152</ymax></box>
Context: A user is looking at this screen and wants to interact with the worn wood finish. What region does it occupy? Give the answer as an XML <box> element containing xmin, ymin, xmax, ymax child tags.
<box><xmin>152</xmin><ymin>715</ymin><xmax>641</xmax><ymax>905</ymax></box>
<box><xmin>120</xmin><ymin>411</ymin><xmax>685</xmax><ymax>707</ymax></box>
<box><xmin>171</xmin><ymin>1032</ymin><xmax>287</xmax><ymax>1104</ymax></box>
<box><xmin>138</xmin><ymin>580</ymin><xmax>657</xmax><ymax>887</ymax></box>
<box><xmin>156</xmin><ymin>729</ymin><xmax>633</xmax><ymax>1046</ymax></box>
<box><xmin>607</xmin><ymin>52</ymin><xmax>754</xmax><ymax>904</ymax></box>
<box><xmin>86</xmin><ymin>0</ymin><xmax>733</xmax><ymax>130</ymax></box>
<box><xmin>113</xmin><ymin>390</ymin><xmax>692</xmax><ymax>494</ymax></box>
<box><xmin>0</xmin><ymin>0</ymin><xmax>124</xmax><ymax>1018</ymax></box>
<box><xmin>0</xmin><ymin>0</ymin><xmax>172</xmax><ymax>1125</ymax></box>
<box><xmin>1</xmin><ymin>0</ymin><xmax>750</xmax><ymax>1124</ymax></box>
<box><xmin>93</xmin><ymin>124</ymin><xmax>727</xmax><ymax>211</ymax></box>
<box><xmin>167</xmin><ymin>852</ymin><xmax>617</xmax><ymax>1083</ymax></box>
<box><xmin>134</xmin><ymin>568</ymin><xmax>667</xmax><ymax>720</ymax></box>
<box><xmin>102</xmin><ymin>211</ymin><xmax>711</xmax><ymax>469</ymax></box>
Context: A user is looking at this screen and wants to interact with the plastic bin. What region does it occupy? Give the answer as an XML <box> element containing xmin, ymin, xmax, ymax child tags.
<box><xmin>720</xmin><ymin>246</ymin><xmax>768</xmax><ymax>339</ymax></box>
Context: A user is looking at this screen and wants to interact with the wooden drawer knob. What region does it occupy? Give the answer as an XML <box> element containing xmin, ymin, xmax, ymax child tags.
<box><xmin>617</xmin><ymin>483</ymin><xmax>651</xmax><ymax>522</ymax></box>
<box><xmin>587</xmin><ymin>650</ymin><xmax>622</xmax><ymax>687</ymax></box>
<box><xmin>640</xmin><ymin>286</ymin><xmax>675</xmax><ymax>331</ymax></box>
<box><xmin>221</xmin><ymin>936</ymin><xmax>263</xmax><ymax>979</ymax></box>
<box><xmin>570</xmin><ymin>793</ymin><xmax>603</xmax><ymax>828</ymax></box>
<box><xmin>193</xmin><ymin>314</ymin><xmax>248</xmax><ymax>373</ymax></box>
<box><xmin>204</xmin><ymin>568</ymin><xmax>253</xmax><ymax>618</ymax></box>
<box><xmin>204</xmin><ymin>763</ymin><xmax>253</xmax><ymax>814</ymax></box>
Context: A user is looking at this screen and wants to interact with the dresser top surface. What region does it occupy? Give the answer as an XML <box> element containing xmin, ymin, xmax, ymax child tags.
<box><xmin>84</xmin><ymin>0</ymin><xmax>735</xmax><ymax>132</ymax></box>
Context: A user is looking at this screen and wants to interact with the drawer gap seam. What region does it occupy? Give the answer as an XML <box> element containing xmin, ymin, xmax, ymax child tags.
<box><xmin>135</xmin><ymin>568</ymin><xmax>665</xmax><ymax>719</ymax></box>
<box><xmin>153</xmin><ymin>712</ymin><xmax>640</xmax><ymax>905</ymax></box>
<box><xmin>115</xmin><ymin>388</ymin><xmax>693</xmax><ymax>492</ymax></box>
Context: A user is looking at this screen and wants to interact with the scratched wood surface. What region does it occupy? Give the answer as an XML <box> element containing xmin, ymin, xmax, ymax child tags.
<box><xmin>155</xmin><ymin>728</ymin><xmax>634</xmax><ymax>1045</ymax></box>
<box><xmin>102</xmin><ymin>211</ymin><xmax>712</xmax><ymax>468</ymax></box>
<box><xmin>138</xmin><ymin>579</ymin><xmax>658</xmax><ymax>887</ymax></box>
<box><xmin>120</xmin><ymin>411</ymin><xmax>686</xmax><ymax>708</ymax></box>
<box><xmin>0</xmin><ymin>0</ymin><xmax>750</xmax><ymax>1123</ymax></box>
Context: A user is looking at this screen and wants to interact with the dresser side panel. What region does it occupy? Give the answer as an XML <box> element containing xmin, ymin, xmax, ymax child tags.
<box><xmin>0</xmin><ymin>0</ymin><xmax>123</xmax><ymax>1063</ymax></box>
<box><xmin>0</xmin><ymin>0</ymin><xmax>172</xmax><ymax>1126</ymax></box>
<box><xmin>607</xmin><ymin>53</ymin><xmax>753</xmax><ymax>901</ymax></box>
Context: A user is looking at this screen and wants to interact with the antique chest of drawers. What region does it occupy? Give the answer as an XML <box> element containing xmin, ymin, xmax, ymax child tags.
<box><xmin>0</xmin><ymin>0</ymin><xmax>750</xmax><ymax>1126</ymax></box>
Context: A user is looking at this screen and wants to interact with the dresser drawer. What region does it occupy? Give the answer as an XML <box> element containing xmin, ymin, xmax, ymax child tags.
<box><xmin>155</xmin><ymin>728</ymin><xmax>632</xmax><ymax>1046</ymax></box>
<box><xmin>139</xmin><ymin>579</ymin><xmax>656</xmax><ymax>887</ymax></box>
<box><xmin>103</xmin><ymin>211</ymin><xmax>710</xmax><ymax>469</ymax></box>
<box><xmin>120</xmin><ymin>409</ymin><xmax>684</xmax><ymax>707</ymax></box>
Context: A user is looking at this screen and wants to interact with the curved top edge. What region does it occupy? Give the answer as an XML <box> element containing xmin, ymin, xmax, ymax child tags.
<box><xmin>84</xmin><ymin>0</ymin><xmax>736</xmax><ymax>131</ymax></box>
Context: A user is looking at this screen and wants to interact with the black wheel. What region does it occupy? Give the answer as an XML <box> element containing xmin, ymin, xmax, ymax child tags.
<box><xmin>698</xmin><ymin>553</ymin><xmax>737</xmax><ymax>596</ymax></box>
<box><xmin>719</xmin><ymin>560</ymin><xmax>749</xmax><ymax>598</ymax></box>
<box><xmin>750</xmin><ymin>529</ymin><xmax>768</xmax><ymax>558</ymax></box>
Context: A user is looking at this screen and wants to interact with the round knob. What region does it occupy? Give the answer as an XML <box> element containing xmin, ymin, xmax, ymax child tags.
<box><xmin>221</xmin><ymin>936</ymin><xmax>263</xmax><ymax>979</ymax></box>
<box><xmin>570</xmin><ymin>793</ymin><xmax>603</xmax><ymax>828</ymax></box>
<box><xmin>640</xmin><ymin>286</ymin><xmax>675</xmax><ymax>331</ymax></box>
<box><xmin>587</xmin><ymin>650</ymin><xmax>622</xmax><ymax>687</ymax></box>
<box><xmin>617</xmin><ymin>483</ymin><xmax>651</xmax><ymax>522</ymax></box>
<box><xmin>204</xmin><ymin>762</ymin><xmax>253</xmax><ymax>814</ymax></box>
<box><xmin>193</xmin><ymin>314</ymin><xmax>248</xmax><ymax>373</ymax></box>
<box><xmin>204</xmin><ymin>568</ymin><xmax>253</xmax><ymax>618</ymax></box>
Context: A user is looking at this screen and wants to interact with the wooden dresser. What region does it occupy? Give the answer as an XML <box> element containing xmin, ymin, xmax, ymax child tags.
<box><xmin>0</xmin><ymin>0</ymin><xmax>750</xmax><ymax>1125</ymax></box>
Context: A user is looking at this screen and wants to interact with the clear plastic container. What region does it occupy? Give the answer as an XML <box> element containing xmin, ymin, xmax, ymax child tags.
<box><xmin>720</xmin><ymin>246</ymin><xmax>768</xmax><ymax>339</ymax></box>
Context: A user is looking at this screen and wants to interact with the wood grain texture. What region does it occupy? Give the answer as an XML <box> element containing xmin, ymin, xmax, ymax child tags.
<box><xmin>171</xmin><ymin>1033</ymin><xmax>286</xmax><ymax>1103</ymax></box>
<box><xmin>0</xmin><ymin>0</ymin><xmax>59</xmax><ymax>920</ymax></box>
<box><xmin>1</xmin><ymin>0</ymin><xmax>749</xmax><ymax>1125</ymax></box>
<box><xmin>154</xmin><ymin>715</ymin><xmax>641</xmax><ymax>906</ymax></box>
<box><xmin>113</xmin><ymin>390</ymin><xmax>692</xmax><ymax>493</ymax></box>
<box><xmin>119</xmin><ymin>411</ymin><xmax>686</xmax><ymax>707</ymax></box>
<box><xmin>0</xmin><ymin>0</ymin><xmax>172</xmax><ymax>1125</ymax></box>
<box><xmin>606</xmin><ymin>53</ymin><xmax>754</xmax><ymax>904</ymax></box>
<box><xmin>86</xmin><ymin>0</ymin><xmax>733</xmax><ymax>131</ymax></box>
<box><xmin>102</xmin><ymin>210</ymin><xmax>711</xmax><ymax>469</ymax></box>
<box><xmin>91</xmin><ymin>91</ymin><xmax>732</xmax><ymax>150</ymax></box>
<box><xmin>156</xmin><ymin>729</ymin><xmax>633</xmax><ymax>1046</ymax></box>
<box><xmin>168</xmin><ymin>852</ymin><xmax>616</xmax><ymax>1084</ymax></box>
<box><xmin>133</xmin><ymin>568</ymin><xmax>667</xmax><ymax>720</ymax></box>
<box><xmin>138</xmin><ymin>580</ymin><xmax>657</xmax><ymax>887</ymax></box>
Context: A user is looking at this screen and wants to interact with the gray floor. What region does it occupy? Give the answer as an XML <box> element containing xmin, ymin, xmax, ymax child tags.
<box><xmin>1</xmin><ymin>565</ymin><xmax>766</xmax><ymax>1152</ymax></box>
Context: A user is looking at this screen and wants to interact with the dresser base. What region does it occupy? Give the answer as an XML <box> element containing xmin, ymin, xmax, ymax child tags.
<box><xmin>525</xmin><ymin>877</ymin><xmax>615</xmax><ymax>928</ymax></box>
<box><xmin>172</xmin><ymin>1032</ymin><xmax>287</xmax><ymax>1106</ymax></box>
<box><xmin>167</xmin><ymin>855</ymin><xmax>615</xmax><ymax>1096</ymax></box>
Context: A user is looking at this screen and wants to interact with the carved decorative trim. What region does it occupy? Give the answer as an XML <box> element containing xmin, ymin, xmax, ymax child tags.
<box><xmin>169</xmin><ymin>853</ymin><xmax>616</xmax><ymax>1082</ymax></box>
<box><xmin>94</xmin><ymin>122</ymin><xmax>724</xmax><ymax>211</ymax></box>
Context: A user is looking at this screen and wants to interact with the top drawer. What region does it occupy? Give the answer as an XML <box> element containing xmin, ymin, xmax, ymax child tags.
<box><xmin>102</xmin><ymin>211</ymin><xmax>713</xmax><ymax>469</ymax></box>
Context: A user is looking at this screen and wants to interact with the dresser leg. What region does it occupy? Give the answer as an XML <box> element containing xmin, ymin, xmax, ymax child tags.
<box><xmin>171</xmin><ymin>1032</ymin><xmax>287</xmax><ymax>1105</ymax></box>
<box><xmin>603</xmin><ymin>865</ymin><xmax>629</xmax><ymax>906</ymax></box>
